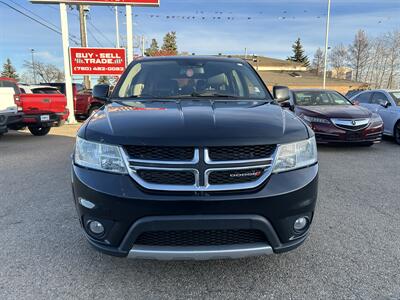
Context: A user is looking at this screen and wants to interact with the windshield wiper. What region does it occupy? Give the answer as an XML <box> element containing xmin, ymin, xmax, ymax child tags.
<box><xmin>190</xmin><ymin>92</ymin><xmax>240</xmax><ymax>98</ymax></box>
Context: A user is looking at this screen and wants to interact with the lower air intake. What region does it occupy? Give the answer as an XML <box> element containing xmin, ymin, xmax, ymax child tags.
<box><xmin>135</xmin><ymin>229</ymin><xmax>268</xmax><ymax>246</ymax></box>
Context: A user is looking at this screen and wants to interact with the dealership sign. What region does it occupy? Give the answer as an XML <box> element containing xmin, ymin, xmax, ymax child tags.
<box><xmin>70</xmin><ymin>47</ymin><xmax>126</xmax><ymax>76</ymax></box>
<box><xmin>31</xmin><ymin>0</ymin><xmax>159</xmax><ymax>6</ymax></box>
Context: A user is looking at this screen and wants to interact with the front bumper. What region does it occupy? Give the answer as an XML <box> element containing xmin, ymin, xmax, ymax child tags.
<box><xmin>0</xmin><ymin>112</ymin><xmax>23</xmax><ymax>133</ymax></box>
<box><xmin>72</xmin><ymin>163</ymin><xmax>318</xmax><ymax>259</ymax></box>
<box><xmin>311</xmin><ymin>122</ymin><xmax>383</xmax><ymax>144</ymax></box>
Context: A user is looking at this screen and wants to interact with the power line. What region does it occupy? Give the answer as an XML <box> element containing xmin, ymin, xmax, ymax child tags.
<box><xmin>87</xmin><ymin>26</ymin><xmax>104</xmax><ymax>47</ymax></box>
<box><xmin>8</xmin><ymin>0</ymin><xmax>59</xmax><ymax>31</ymax></box>
<box><xmin>11</xmin><ymin>0</ymin><xmax>81</xmax><ymax>41</ymax></box>
<box><xmin>0</xmin><ymin>1</ymin><xmax>80</xmax><ymax>45</ymax></box>
<box><xmin>87</xmin><ymin>18</ymin><xmax>115</xmax><ymax>46</ymax></box>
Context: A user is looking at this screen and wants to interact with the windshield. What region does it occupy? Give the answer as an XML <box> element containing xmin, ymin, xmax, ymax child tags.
<box><xmin>389</xmin><ymin>92</ymin><xmax>400</xmax><ymax>106</ymax></box>
<box><xmin>114</xmin><ymin>59</ymin><xmax>270</xmax><ymax>100</ymax></box>
<box><xmin>293</xmin><ymin>91</ymin><xmax>352</xmax><ymax>106</ymax></box>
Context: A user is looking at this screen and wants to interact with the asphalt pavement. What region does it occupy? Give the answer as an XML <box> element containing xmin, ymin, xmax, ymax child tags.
<box><xmin>0</xmin><ymin>126</ymin><xmax>399</xmax><ymax>299</ymax></box>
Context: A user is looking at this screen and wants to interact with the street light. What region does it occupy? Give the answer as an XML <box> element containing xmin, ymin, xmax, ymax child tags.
<box><xmin>323</xmin><ymin>0</ymin><xmax>331</xmax><ymax>89</ymax></box>
<box><xmin>30</xmin><ymin>48</ymin><xmax>37</xmax><ymax>84</ymax></box>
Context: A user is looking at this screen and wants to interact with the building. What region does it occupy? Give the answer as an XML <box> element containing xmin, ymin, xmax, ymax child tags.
<box><xmin>228</xmin><ymin>55</ymin><xmax>366</xmax><ymax>94</ymax></box>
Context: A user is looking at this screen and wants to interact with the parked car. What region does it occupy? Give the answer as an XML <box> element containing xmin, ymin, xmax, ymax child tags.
<box><xmin>72</xmin><ymin>56</ymin><xmax>318</xmax><ymax>260</ymax></box>
<box><xmin>43</xmin><ymin>82</ymin><xmax>105</xmax><ymax>119</ymax></box>
<box><xmin>280</xmin><ymin>89</ymin><xmax>383</xmax><ymax>145</ymax></box>
<box><xmin>345</xmin><ymin>89</ymin><xmax>367</xmax><ymax>99</ymax></box>
<box><xmin>0</xmin><ymin>77</ymin><xmax>22</xmax><ymax>135</ymax></box>
<box><xmin>8</xmin><ymin>83</ymin><xmax>69</xmax><ymax>136</ymax></box>
<box><xmin>350</xmin><ymin>90</ymin><xmax>400</xmax><ymax>144</ymax></box>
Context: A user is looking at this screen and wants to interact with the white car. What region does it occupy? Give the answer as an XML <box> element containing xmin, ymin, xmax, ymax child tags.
<box><xmin>0</xmin><ymin>79</ymin><xmax>22</xmax><ymax>136</ymax></box>
<box><xmin>18</xmin><ymin>84</ymin><xmax>61</xmax><ymax>95</ymax></box>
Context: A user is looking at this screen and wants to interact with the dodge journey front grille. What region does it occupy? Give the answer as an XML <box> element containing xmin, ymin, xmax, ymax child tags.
<box><xmin>137</xmin><ymin>169</ymin><xmax>196</xmax><ymax>185</ymax></box>
<box><xmin>125</xmin><ymin>146</ymin><xmax>195</xmax><ymax>162</ymax></box>
<box><xmin>122</xmin><ymin>145</ymin><xmax>276</xmax><ymax>192</ymax></box>
<box><xmin>207</xmin><ymin>145</ymin><xmax>276</xmax><ymax>162</ymax></box>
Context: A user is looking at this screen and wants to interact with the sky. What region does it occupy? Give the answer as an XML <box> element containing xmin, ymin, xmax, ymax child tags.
<box><xmin>0</xmin><ymin>0</ymin><xmax>399</xmax><ymax>77</ymax></box>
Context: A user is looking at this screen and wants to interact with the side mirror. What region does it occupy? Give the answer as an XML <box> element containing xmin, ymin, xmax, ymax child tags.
<box><xmin>92</xmin><ymin>84</ymin><xmax>110</xmax><ymax>101</ymax></box>
<box><xmin>378</xmin><ymin>99</ymin><xmax>389</xmax><ymax>108</ymax></box>
<box><xmin>279</xmin><ymin>100</ymin><xmax>294</xmax><ymax>111</ymax></box>
<box><xmin>273</xmin><ymin>86</ymin><xmax>290</xmax><ymax>102</ymax></box>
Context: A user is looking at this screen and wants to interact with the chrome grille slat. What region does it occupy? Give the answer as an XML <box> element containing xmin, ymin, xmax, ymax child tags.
<box><xmin>331</xmin><ymin>118</ymin><xmax>370</xmax><ymax>131</ymax></box>
<box><xmin>121</xmin><ymin>146</ymin><xmax>276</xmax><ymax>192</ymax></box>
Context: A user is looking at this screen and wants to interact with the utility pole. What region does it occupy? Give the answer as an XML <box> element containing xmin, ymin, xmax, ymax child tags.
<box><xmin>30</xmin><ymin>49</ymin><xmax>37</xmax><ymax>84</ymax></box>
<box><xmin>78</xmin><ymin>5</ymin><xmax>90</xmax><ymax>89</ymax></box>
<box><xmin>245</xmin><ymin>48</ymin><xmax>248</xmax><ymax>59</ymax></box>
<box><xmin>126</xmin><ymin>5</ymin><xmax>133</xmax><ymax>63</ymax></box>
<box><xmin>141</xmin><ymin>35</ymin><xmax>145</xmax><ymax>56</ymax></box>
<box><xmin>115</xmin><ymin>6</ymin><xmax>120</xmax><ymax>48</ymax></box>
<box><xmin>323</xmin><ymin>0</ymin><xmax>332</xmax><ymax>89</ymax></box>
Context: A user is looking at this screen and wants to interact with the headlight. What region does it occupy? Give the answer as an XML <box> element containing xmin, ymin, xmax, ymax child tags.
<box><xmin>273</xmin><ymin>137</ymin><xmax>318</xmax><ymax>173</ymax></box>
<box><xmin>370</xmin><ymin>113</ymin><xmax>383</xmax><ymax>127</ymax></box>
<box><xmin>303</xmin><ymin>115</ymin><xmax>330</xmax><ymax>124</ymax></box>
<box><xmin>74</xmin><ymin>137</ymin><xmax>127</xmax><ymax>174</ymax></box>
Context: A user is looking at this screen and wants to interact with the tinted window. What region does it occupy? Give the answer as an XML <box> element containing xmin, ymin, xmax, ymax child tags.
<box><xmin>371</xmin><ymin>92</ymin><xmax>389</xmax><ymax>105</ymax></box>
<box><xmin>115</xmin><ymin>59</ymin><xmax>269</xmax><ymax>100</ymax></box>
<box><xmin>293</xmin><ymin>91</ymin><xmax>351</xmax><ymax>106</ymax></box>
<box><xmin>31</xmin><ymin>88</ymin><xmax>60</xmax><ymax>94</ymax></box>
<box><xmin>389</xmin><ymin>92</ymin><xmax>400</xmax><ymax>106</ymax></box>
<box><xmin>354</xmin><ymin>92</ymin><xmax>372</xmax><ymax>103</ymax></box>
<box><xmin>75</xmin><ymin>84</ymin><xmax>84</xmax><ymax>93</ymax></box>
<box><xmin>0</xmin><ymin>80</ymin><xmax>19</xmax><ymax>94</ymax></box>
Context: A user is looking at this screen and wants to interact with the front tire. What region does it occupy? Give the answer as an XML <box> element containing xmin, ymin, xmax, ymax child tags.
<box><xmin>394</xmin><ymin>122</ymin><xmax>400</xmax><ymax>145</ymax></box>
<box><xmin>28</xmin><ymin>126</ymin><xmax>51</xmax><ymax>136</ymax></box>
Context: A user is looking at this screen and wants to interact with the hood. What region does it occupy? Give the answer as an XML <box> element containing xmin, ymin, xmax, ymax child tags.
<box><xmin>296</xmin><ymin>105</ymin><xmax>372</xmax><ymax>119</ymax></box>
<box><xmin>81</xmin><ymin>99</ymin><xmax>310</xmax><ymax>146</ymax></box>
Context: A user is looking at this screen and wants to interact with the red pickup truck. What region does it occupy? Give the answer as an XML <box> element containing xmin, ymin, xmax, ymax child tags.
<box><xmin>0</xmin><ymin>78</ymin><xmax>68</xmax><ymax>136</ymax></box>
<box><xmin>44</xmin><ymin>83</ymin><xmax>105</xmax><ymax>119</ymax></box>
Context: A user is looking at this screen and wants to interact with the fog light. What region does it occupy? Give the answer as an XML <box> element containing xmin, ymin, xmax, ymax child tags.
<box><xmin>88</xmin><ymin>220</ymin><xmax>104</xmax><ymax>235</ymax></box>
<box><xmin>294</xmin><ymin>217</ymin><xmax>308</xmax><ymax>232</ymax></box>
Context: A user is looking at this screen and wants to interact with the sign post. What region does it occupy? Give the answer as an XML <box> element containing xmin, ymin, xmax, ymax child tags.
<box><xmin>59</xmin><ymin>2</ymin><xmax>77</xmax><ymax>124</ymax></box>
<box><xmin>31</xmin><ymin>0</ymin><xmax>159</xmax><ymax>124</ymax></box>
<box><xmin>126</xmin><ymin>5</ymin><xmax>134</xmax><ymax>63</ymax></box>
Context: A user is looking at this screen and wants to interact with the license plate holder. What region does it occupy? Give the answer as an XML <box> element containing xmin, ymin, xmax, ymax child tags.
<box><xmin>40</xmin><ymin>115</ymin><xmax>50</xmax><ymax>122</ymax></box>
<box><xmin>346</xmin><ymin>132</ymin><xmax>362</xmax><ymax>141</ymax></box>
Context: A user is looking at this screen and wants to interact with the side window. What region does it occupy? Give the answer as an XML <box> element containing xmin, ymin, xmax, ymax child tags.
<box><xmin>371</xmin><ymin>92</ymin><xmax>390</xmax><ymax>106</ymax></box>
<box><xmin>354</xmin><ymin>92</ymin><xmax>372</xmax><ymax>104</ymax></box>
<box><xmin>75</xmin><ymin>84</ymin><xmax>84</xmax><ymax>93</ymax></box>
<box><xmin>0</xmin><ymin>80</ymin><xmax>19</xmax><ymax>94</ymax></box>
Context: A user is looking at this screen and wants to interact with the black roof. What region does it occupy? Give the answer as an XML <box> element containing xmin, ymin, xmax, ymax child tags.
<box><xmin>135</xmin><ymin>55</ymin><xmax>246</xmax><ymax>63</ymax></box>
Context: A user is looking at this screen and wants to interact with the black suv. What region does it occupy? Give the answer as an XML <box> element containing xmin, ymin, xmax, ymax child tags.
<box><xmin>72</xmin><ymin>56</ymin><xmax>318</xmax><ymax>260</ymax></box>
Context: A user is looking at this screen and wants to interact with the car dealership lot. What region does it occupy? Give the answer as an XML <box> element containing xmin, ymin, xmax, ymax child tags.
<box><xmin>0</xmin><ymin>126</ymin><xmax>399</xmax><ymax>299</ymax></box>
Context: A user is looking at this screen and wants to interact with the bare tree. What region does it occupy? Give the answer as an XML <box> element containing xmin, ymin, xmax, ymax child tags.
<box><xmin>385</xmin><ymin>30</ymin><xmax>400</xmax><ymax>89</ymax></box>
<box><xmin>23</xmin><ymin>60</ymin><xmax>64</xmax><ymax>83</ymax></box>
<box><xmin>311</xmin><ymin>48</ymin><xmax>324</xmax><ymax>75</ymax></box>
<box><xmin>329</xmin><ymin>44</ymin><xmax>348</xmax><ymax>78</ymax></box>
<box><xmin>328</xmin><ymin>29</ymin><xmax>400</xmax><ymax>89</ymax></box>
<box><xmin>348</xmin><ymin>30</ymin><xmax>370</xmax><ymax>81</ymax></box>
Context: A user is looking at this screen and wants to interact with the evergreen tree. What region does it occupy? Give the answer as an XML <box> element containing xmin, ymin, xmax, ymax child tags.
<box><xmin>145</xmin><ymin>38</ymin><xmax>160</xmax><ymax>56</ymax></box>
<box><xmin>161</xmin><ymin>32</ymin><xmax>178</xmax><ymax>55</ymax></box>
<box><xmin>1</xmin><ymin>58</ymin><xmax>19</xmax><ymax>80</ymax></box>
<box><xmin>287</xmin><ymin>38</ymin><xmax>310</xmax><ymax>67</ymax></box>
